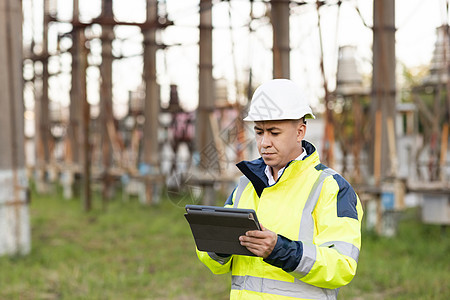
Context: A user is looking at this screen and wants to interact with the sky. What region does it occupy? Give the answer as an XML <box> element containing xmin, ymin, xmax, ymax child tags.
<box><xmin>21</xmin><ymin>0</ymin><xmax>447</xmax><ymax>118</ymax></box>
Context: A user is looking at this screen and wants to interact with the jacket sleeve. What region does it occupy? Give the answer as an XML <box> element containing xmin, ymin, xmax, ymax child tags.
<box><xmin>264</xmin><ymin>175</ymin><xmax>363</xmax><ymax>289</ymax></box>
<box><xmin>195</xmin><ymin>187</ymin><xmax>237</xmax><ymax>274</ymax></box>
<box><xmin>196</xmin><ymin>250</ymin><xmax>233</xmax><ymax>274</ymax></box>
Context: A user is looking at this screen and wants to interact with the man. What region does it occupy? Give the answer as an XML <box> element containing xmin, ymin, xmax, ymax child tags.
<box><xmin>197</xmin><ymin>79</ymin><xmax>363</xmax><ymax>299</ymax></box>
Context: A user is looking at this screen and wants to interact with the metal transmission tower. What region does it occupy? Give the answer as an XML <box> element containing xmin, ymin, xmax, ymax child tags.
<box><xmin>0</xmin><ymin>0</ymin><xmax>31</xmax><ymax>256</ymax></box>
<box><xmin>371</xmin><ymin>0</ymin><xmax>397</xmax><ymax>185</ymax></box>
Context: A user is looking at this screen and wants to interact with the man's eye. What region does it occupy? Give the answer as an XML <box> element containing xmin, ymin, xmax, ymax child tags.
<box><xmin>271</xmin><ymin>132</ymin><xmax>280</xmax><ymax>136</ymax></box>
<box><xmin>256</xmin><ymin>131</ymin><xmax>263</xmax><ymax>135</ymax></box>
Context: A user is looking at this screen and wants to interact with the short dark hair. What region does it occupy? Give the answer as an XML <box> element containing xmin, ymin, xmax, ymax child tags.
<box><xmin>290</xmin><ymin>117</ymin><xmax>306</xmax><ymax>126</ymax></box>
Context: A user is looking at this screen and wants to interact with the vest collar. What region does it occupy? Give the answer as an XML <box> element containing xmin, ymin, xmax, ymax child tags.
<box><xmin>236</xmin><ymin>140</ymin><xmax>320</xmax><ymax>197</ymax></box>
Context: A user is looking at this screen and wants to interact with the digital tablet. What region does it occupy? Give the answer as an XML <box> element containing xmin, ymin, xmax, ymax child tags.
<box><xmin>185</xmin><ymin>205</ymin><xmax>261</xmax><ymax>256</ymax></box>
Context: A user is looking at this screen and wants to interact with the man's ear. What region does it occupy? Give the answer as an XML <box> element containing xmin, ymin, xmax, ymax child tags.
<box><xmin>297</xmin><ymin>122</ymin><xmax>306</xmax><ymax>143</ymax></box>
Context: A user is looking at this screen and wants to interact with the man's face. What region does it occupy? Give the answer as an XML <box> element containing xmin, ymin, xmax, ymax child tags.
<box><xmin>254</xmin><ymin>120</ymin><xmax>306</xmax><ymax>171</ymax></box>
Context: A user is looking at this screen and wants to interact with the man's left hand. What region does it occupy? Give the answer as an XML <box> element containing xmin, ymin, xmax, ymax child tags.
<box><xmin>239</xmin><ymin>224</ymin><xmax>277</xmax><ymax>258</ymax></box>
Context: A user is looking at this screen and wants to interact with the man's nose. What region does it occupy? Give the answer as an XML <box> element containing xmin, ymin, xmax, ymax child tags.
<box><xmin>261</xmin><ymin>132</ymin><xmax>272</xmax><ymax>147</ymax></box>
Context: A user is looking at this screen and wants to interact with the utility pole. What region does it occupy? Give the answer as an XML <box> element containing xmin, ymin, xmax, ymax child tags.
<box><xmin>143</xmin><ymin>0</ymin><xmax>160</xmax><ymax>170</ymax></box>
<box><xmin>142</xmin><ymin>0</ymin><xmax>161</xmax><ymax>204</ymax></box>
<box><xmin>440</xmin><ymin>22</ymin><xmax>449</xmax><ymax>182</ymax></box>
<box><xmin>80</xmin><ymin>40</ymin><xmax>91</xmax><ymax>211</ymax></box>
<box><xmin>0</xmin><ymin>0</ymin><xmax>31</xmax><ymax>256</ymax></box>
<box><xmin>371</xmin><ymin>0</ymin><xmax>396</xmax><ymax>185</ymax></box>
<box><xmin>316</xmin><ymin>0</ymin><xmax>335</xmax><ymax>168</ymax></box>
<box><xmin>198</xmin><ymin>0</ymin><xmax>216</xmax><ymax>205</ymax></box>
<box><xmin>99</xmin><ymin>0</ymin><xmax>115</xmax><ymax>203</ymax></box>
<box><xmin>64</xmin><ymin>0</ymin><xmax>83</xmax><ymax>200</ymax></box>
<box><xmin>271</xmin><ymin>0</ymin><xmax>290</xmax><ymax>78</ymax></box>
<box><xmin>68</xmin><ymin>0</ymin><xmax>82</xmax><ymax>167</ymax></box>
<box><xmin>35</xmin><ymin>0</ymin><xmax>51</xmax><ymax>192</ymax></box>
<box><xmin>68</xmin><ymin>0</ymin><xmax>91</xmax><ymax>210</ymax></box>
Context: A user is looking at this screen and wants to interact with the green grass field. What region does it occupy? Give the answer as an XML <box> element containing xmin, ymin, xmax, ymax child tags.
<box><xmin>0</xmin><ymin>187</ymin><xmax>448</xmax><ymax>299</ymax></box>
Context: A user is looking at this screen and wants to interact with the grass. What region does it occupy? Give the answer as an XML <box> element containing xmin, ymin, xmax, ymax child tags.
<box><xmin>340</xmin><ymin>209</ymin><xmax>449</xmax><ymax>299</ymax></box>
<box><xmin>0</xmin><ymin>187</ymin><xmax>448</xmax><ymax>299</ymax></box>
<box><xmin>0</xmin><ymin>187</ymin><xmax>230</xmax><ymax>300</ymax></box>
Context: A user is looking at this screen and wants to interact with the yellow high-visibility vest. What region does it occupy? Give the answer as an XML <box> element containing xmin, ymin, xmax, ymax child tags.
<box><xmin>197</xmin><ymin>141</ymin><xmax>363</xmax><ymax>300</ymax></box>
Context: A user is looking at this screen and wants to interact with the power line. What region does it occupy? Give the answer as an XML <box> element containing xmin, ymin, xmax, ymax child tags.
<box><xmin>352</xmin><ymin>1</ymin><xmax>372</xmax><ymax>29</ymax></box>
<box><xmin>397</xmin><ymin>0</ymin><xmax>429</xmax><ymax>32</ymax></box>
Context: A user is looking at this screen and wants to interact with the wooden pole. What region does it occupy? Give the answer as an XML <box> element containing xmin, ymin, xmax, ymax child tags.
<box><xmin>440</xmin><ymin>123</ymin><xmax>449</xmax><ymax>182</ymax></box>
<box><xmin>438</xmin><ymin>24</ymin><xmax>449</xmax><ymax>181</ymax></box>
<box><xmin>316</xmin><ymin>0</ymin><xmax>335</xmax><ymax>168</ymax></box>
<box><xmin>371</xmin><ymin>0</ymin><xmax>396</xmax><ymax>182</ymax></box>
<box><xmin>68</xmin><ymin>0</ymin><xmax>82</xmax><ymax>166</ymax></box>
<box><xmin>387</xmin><ymin>117</ymin><xmax>398</xmax><ymax>177</ymax></box>
<box><xmin>64</xmin><ymin>0</ymin><xmax>83</xmax><ymax>200</ymax></box>
<box><xmin>374</xmin><ymin>110</ymin><xmax>382</xmax><ymax>186</ymax></box>
<box><xmin>198</xmin><ymin>0</ymin><xmax>215</xmax><ymax>168</ymax></box>
<box><xmin>143</xmin><ymin>0</ymin><xmax>160</xmax><ymax>168</ymax></box>
<box><xmin>371</xmin><ymin>3</ymin><xmax>402</xmax><ymax>225</ymax></box>
<box><xmin>41</xmin><ymin>0</ymin><xmax>51</xmax><ymax>165</ymax></box>
<box><xmin>141</xmin><ymin>0</ymin><xmax>161</xmax><ymax>205</ymax></box>
<box><xmin>34</xmin><ymin>0</ymin><xmax>52</xmax><ymax>192</ymax></box>
<box><xmin>352</xmin><ymin>94</ymin><xmax>362</xmax><ymax>182</ymax></box>
<box><xmin>198</xmin><ymin>0</ymin><xmax>216</xmax><ymax>205</ymax></box>
<box><xmin>209</xmin><ymin>113</ymin><xmax>227</xmax><ymax>172</ymax></box>
<box><xmin>271</xmin><ymin>0</ymin><xmax>290</xmax><ymax>78</ymax></box>
<box><xmin>73</xmin><ymin>27</ymin><xmax>91</xmax><ymax>212</ymax></box>
<box><xmin>99</xmin><ymin>0</ymin><xmax>115</xmax><ymax>204</ymax></box>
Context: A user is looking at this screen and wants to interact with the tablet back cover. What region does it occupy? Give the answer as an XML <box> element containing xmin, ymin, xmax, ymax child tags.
<box><xmin>185</xmin><ymin>209</ymin><xmax>259</xmax><ymax>256</ymax></box>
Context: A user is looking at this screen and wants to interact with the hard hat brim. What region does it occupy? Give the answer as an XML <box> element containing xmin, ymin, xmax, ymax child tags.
<box><xmin>243</xmin><ymin>112</ymin><xmax>316</xmax><ymax>122</ymax></box>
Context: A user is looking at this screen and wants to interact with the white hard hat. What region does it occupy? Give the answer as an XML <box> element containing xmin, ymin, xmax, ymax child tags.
<box><xmin>243</xmin><ymin>79</ymin><xmax>316</xmax><ymax>121</ymax></box>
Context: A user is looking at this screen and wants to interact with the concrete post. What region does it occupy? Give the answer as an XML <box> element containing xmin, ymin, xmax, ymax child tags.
<box><xmin>0</xmin><ymin>0</ymin><xmax>31</xmax><ymax>256</ymax></box>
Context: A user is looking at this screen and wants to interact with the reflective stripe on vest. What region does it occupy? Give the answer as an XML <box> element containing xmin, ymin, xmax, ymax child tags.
<box><xmin>295</xmin><ymin>168</ymin><xmax>337</xmax><ymax>277</ymax></box>
<box><xmin>231</xmin><ymin>275</ymin><xmax>338</xmax><ymax>299</ymax></box>
<box><xmin>320</xmin><ymin>241</ymin><xmax>360</xmax><ymax>263</ymax></box>
<box><xmin>294</xmin><ymin>240</ymin><xmax>360</xmax><ymax>279</ymax></box>
<box><xmin>299</xmin><ymin>168</ymin><xmax>337</xmax><ymax>241</ymax></box>
<box><xmin>294</xmin><ymin>241</ymin><xmax>317</xmax><ymax>278</ymax></box>
<box><xmin>233</xmin><ymin>176</ymin><xmax>250</xmax><ymax>208</ymax></box>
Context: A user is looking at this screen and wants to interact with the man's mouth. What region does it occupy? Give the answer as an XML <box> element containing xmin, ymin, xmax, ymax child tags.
<box><xmin>262</xmin><ymin>152</ymin><xmax>276</xmax><ymax>156</ymax></box>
